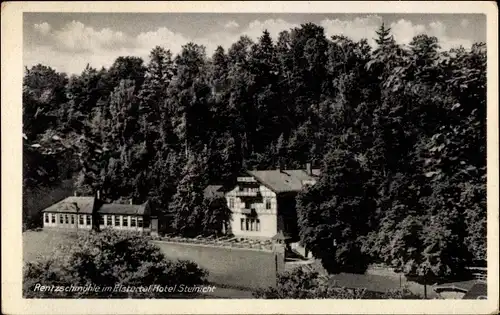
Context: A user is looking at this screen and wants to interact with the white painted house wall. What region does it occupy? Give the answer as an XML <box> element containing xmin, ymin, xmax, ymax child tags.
<box><xmin>43</xmin><ymin>212</ymin><xmax>92</xmax><ymax>229</ymax></box>
<box><xmin>43</xmin><ymin>213</ymin><xmax>148</xmax><ymax>232</ymax></box>
<box><xmin>226</xmin><ymin>180</ymin><xmax>278</xmax><ymax>238</ymax></box>
<box><xmin>99</xmin><ymin>214</ymin><xmax>145</xmax><ymax>232</ymax></box>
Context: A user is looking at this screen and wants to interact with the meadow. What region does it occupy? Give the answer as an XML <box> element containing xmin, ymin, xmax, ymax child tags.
<box><xmin>23</xmin><ymin>229</ymin><xmax>77</xmax><ymax>263</ymax></box>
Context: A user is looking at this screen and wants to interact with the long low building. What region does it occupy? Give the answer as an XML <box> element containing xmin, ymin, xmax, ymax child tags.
<box><xmin>41</xmin><ymin>194</ymin><xmax>152</xmax><ymax>233</ymax></box>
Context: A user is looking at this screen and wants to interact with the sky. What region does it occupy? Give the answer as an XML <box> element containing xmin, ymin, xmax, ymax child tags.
<box><xmin>23</xmin><ymin>13</ymin><xmax>486</xmax><ymax>75</ymax></box>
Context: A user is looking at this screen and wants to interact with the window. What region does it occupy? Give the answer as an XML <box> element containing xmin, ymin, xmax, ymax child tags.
<box><xmin>229</xmin><ymin>198</ymin><xmax>234</xmax><ymax>209</ymax></box>
<box><xmin>71</xmin><ymin>215</ymin><xmax>75</xmax><ymax>224</ymax></box>
<box><xmin>114</xmin><ymin>216</ymin><xmax>120</xmax><ymax>226</ymax></box>
<box><xmin>59</xmin><ymin>214</ymin><xmax>64</xmax><ymax>224</ymax></box>
<box><xmin>79</xmin><ymin>215</ymin><xmax>84</xmax><ymax>225</ymax></box>
<box><xmin>143</xmin><ymin>218</ymin><xmax>150</xmax><ymax>228</ymax></box>
<box><xmin>240</xmin><ymin>218</ymin><xmax>261</xmax><ymax>231</ymax></box>
<box><xmin>106</xmin><ymin>215</ymin><xmax>112</xmax><ymax>226</ymax></box>
<box><xmin>131</xmin><ymin>217</ymin><xmax>137</xmax><ymax>227</ymax></box>
<box><xmin>65</xmin><ymin>214</ymin><xmax>69</xmax><ymax>224</ymax></box>
<box><xmin>138</xmin><ymin>217</ymin><xmax>143</xmax><ymax>228</ymax></box>
<box><xmin>51</xmin><ymin>214</ymin><xmax>56</xmax><ymax>223</ymax></box>
<box><xmin>86</xmin><ymin>215</ymin><xmax>91</xmax><ymax>226</ymax></box>
<box><xmin>265</xmin><ymin>199</ymin><xmax>271</xmax><ymax>210</ymax></box>
<box><xmin>123</xmin><ymin>216</ymin><xmax>128</xmax><ymax>227</ymax></box>
<box><xmin>99</xmin><ymin>215</ymin><xmax>104</xmax><ymax>225</ymax></box>
<box><xmin>44</xmin><ymin>213</ymin><xmax>49</xmax><ymax>223</ymax></box>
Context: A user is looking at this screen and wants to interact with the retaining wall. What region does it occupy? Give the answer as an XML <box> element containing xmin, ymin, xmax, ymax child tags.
<box><xmin>152</xmin><ymin>240</ymin><xmax>284</xmax><ymax>290</ymax></box>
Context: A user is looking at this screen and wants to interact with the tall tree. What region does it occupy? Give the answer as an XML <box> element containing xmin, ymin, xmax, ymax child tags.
<box><xmin>169</xmin><ymin>152</ymin><xmax>209</xmax><ymax>236</ymax></box>
<box><xmin>168</xmin><ymin>43</ymin><xmax>211</xmax><ymax>158</ymax></box>
<box><xmin>296</xmin><ymin>145</ymin><xmax>375</xmax><ymax>274</ymax></box>
<box><xmin>138</xmin><ymin>46</ymin><xmax>175</xmax><ymax>152</ymax></box>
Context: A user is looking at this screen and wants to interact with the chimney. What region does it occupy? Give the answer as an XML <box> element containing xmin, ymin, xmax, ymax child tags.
<box><xmin>306</xmin><ymin>163</ymin><xmax>312</xmax><ymax>176</ymax></box>
<box><xmin>96</xmin><ymin>190</ymin><xmax>100</xmax><ymax>200</ymax></box>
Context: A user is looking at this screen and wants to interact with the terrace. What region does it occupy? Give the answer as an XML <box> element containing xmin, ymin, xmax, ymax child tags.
<box><xmin>151</xmin><ymin>234</ymin><xmax>276</xmax><ymax>251</ymax></box>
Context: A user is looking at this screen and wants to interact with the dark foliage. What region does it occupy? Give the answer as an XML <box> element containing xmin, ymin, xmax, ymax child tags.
<box><xmin>253</xmin><ymin>268</ymin><xmax>422</xmax><ymax>299</ymax></box>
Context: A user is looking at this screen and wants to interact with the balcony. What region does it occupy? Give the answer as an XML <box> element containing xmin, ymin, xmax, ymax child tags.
<box><xmin>241</xmin><ymin>208</ymin><xmax>256</xmax><ymax>215</ymax></box>
<box><xmin>235</xmin><ymin>190</ymin><xmax>260</xmax><ymax>197</ymax></box>
<box><xmin>237</xmin><ymin>176</ymin><xmax>257</xmax><ymax>183</ymax></box>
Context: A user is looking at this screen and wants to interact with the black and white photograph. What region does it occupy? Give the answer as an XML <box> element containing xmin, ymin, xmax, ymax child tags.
<box><xmin>2</xmin><ymin>1</ymin><xmax>498</xmax><ymax>314</ymax></box>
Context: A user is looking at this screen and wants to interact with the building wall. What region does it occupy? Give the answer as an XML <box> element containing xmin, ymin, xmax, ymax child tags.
<box><xmin>231</xmin><ymin>212</ymin><xmax>278</xmax><ymax>238</ymax></box>
<box><xmin>226</xmin><ymin>183</ymin><xmax>278</xmax><ymax>238</ymax></box>
<box><xmin>43</xmin><ymin>212</ymin><xmax>150</xmax><ymax>233</ymax></box>
<box><xmin>43</xmin><ymin>212</ymin><xmax>92</xmax><ymax>230</ymax></box>
<box><xmin>99</xmin><ymin>214</ymin><xmax>147</xmax><ymax>233</ymax></box>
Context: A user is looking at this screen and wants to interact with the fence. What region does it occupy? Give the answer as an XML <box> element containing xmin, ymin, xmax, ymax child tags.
<box><xmin>467</xmin><ymin>267</ymin><xmax>487</xmax><ymax>281</ymax></box>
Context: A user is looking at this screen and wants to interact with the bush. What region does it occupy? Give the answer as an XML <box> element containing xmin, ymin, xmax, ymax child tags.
<box><xmin>23</xmin><ymin>230</ymin><xmax>207</xmax><ymax>298</ymax></box>
<box><xmin>253</xmin><ymin>268</ymin><xmax>422</xmax><ymax>299</ymax></box>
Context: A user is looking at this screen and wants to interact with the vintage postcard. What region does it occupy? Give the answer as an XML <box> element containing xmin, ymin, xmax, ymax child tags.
<box><xmin>1</xmin><ymin>1</ymin><xmax>498</xmax><ymax>314</ymax></box>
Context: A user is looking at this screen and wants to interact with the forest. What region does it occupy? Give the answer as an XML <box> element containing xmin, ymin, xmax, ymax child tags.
<box><xmin>23</xmin><ymin>23</ymin><xmax>486</xmax><ymax>282</ymax></box>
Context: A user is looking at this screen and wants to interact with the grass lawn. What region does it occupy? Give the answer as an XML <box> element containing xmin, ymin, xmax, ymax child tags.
<box><xmin>152</xmin><ymin>240</ymin><xmax>277</xmax><ymax>290</ymax></box>
<box><xmin>23</xmin><ymin>229</ymin><xmax>78</xmax><ymax>263</ymax></box>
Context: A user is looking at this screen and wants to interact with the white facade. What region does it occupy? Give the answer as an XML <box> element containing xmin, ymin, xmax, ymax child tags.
<box><xmin>43</xmin><ymin>212</ymin><xmax>148</xmax><ymax>232</ymax></box>
<box><xmin>99</xmin><ymin>214</ymin><xmax>147</xmax><ymax>232</ymax></box>
<box><xmin>226</xmin><ymin>177</ymin><xmax>279</xmax><ymax>238</ymax></box>
<box><xmin>43</xmin><ymin>212</ymin><xmax>92</xmax><ymax>230</ymax></box>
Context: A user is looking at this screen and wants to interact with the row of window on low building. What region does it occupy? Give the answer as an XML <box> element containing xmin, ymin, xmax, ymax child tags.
<box><xmin>45</xmin><ymin>213</ymin><xmax>92</xmax><ymax>225</ymax></box>
<box><xmin>44</xmin><ymin>213</ymin><xmax>147</xmax><ymax>228</ymax></box>
<box><xmin>98</xmin><ymin>214</ymin><xmax>148</xmax><ymax>228</ymax></box>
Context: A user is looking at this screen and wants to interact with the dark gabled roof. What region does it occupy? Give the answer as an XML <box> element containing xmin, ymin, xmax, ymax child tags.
<box><xmin>247</xmin><ymin>169</ymin><xmax>320</xmax><ymax>193</ymax></box>
<box><xmin>434</xmin><ymin>280</ymin><xmax>477</xmax><ymax>292</ymax></box>
<box><xmin>41</xmin><ymin>196</ymin><xmax>96</xmax><ymax>214</ymax></box>
<box><xmin>203</xmin><ymin>185</ymin><xmax>224</xmax><ymax>199</ymax></box>
<box><xmin>97</xmin><ymin>202</ymin><xmax>148</xmax><ymax>216</ymax></box>
<box><xmin>434</xmin><ymin>280</ymin><xmax>487</xmax><ymax>299</ymax></box>
<box><xmin>462</xmin><ymin>282</ymin><xmax>487</xmax><ymax>299</ymax></box>
<box><xmin>42</xmin><ymin>196</ymin><xmax>150</xmax><ymax>216</ymax></box>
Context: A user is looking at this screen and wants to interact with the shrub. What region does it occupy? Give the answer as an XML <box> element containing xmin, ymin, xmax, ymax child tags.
<box><xmin>23</xmin><ymin>230</ymin><xmax>207</xmax><ymax>298</ymax></box>
<box><xmin>253</xmin><ymin>268</ymin><xmax>422</xmax><ymax>299</ymax></box>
